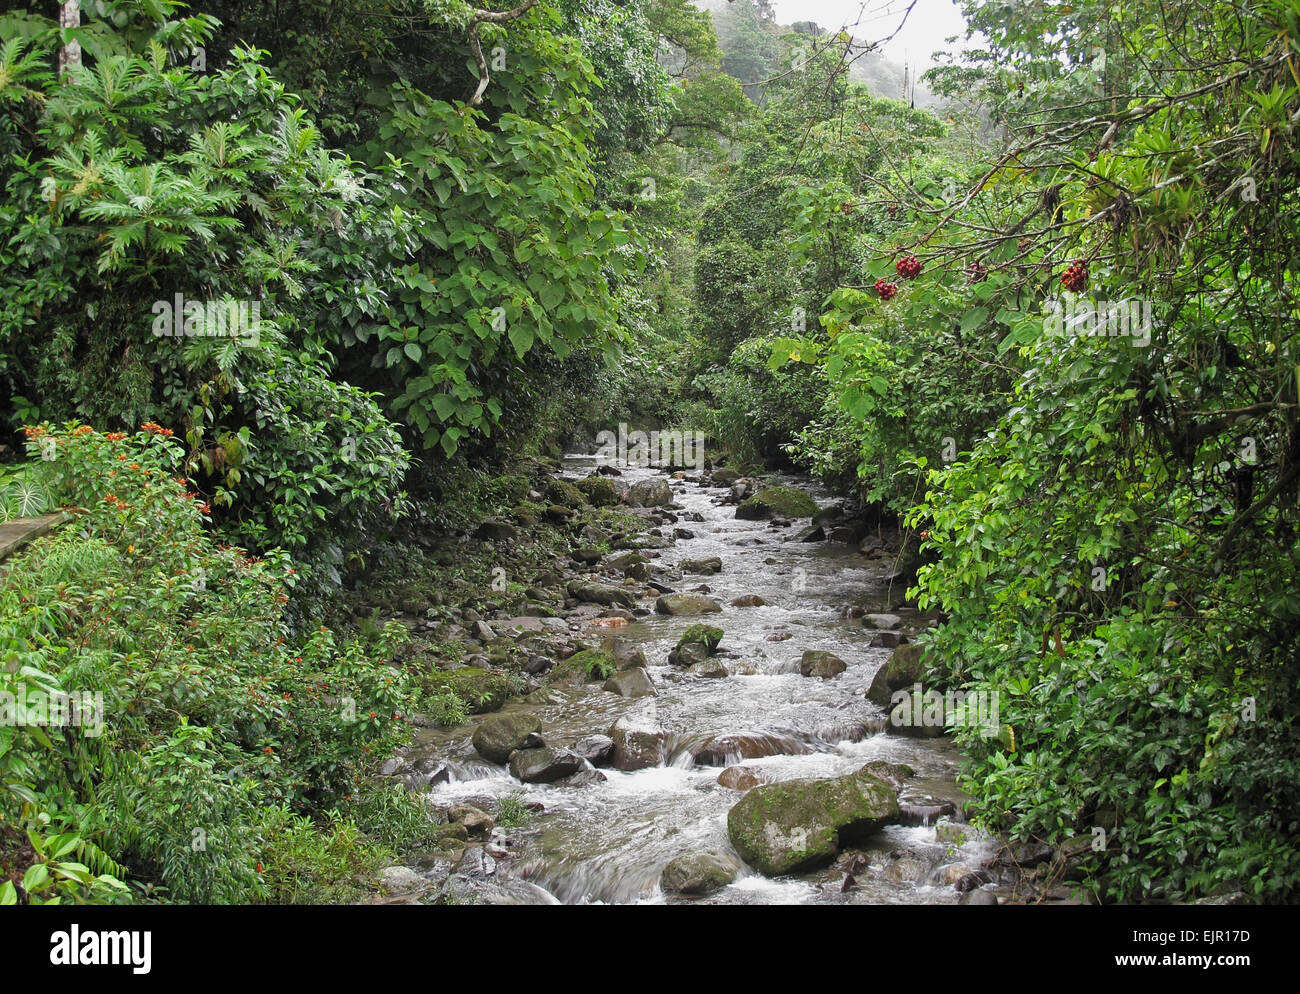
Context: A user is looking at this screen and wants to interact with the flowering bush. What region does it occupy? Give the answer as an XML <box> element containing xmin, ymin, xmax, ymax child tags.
<box><xmin>1</xmin><ymin>424</ymin><xmax>420</xmax><ymax>904</ymax></box>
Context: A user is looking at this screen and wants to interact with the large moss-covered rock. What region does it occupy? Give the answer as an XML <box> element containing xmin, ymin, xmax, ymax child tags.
<box><xmin>726</xmin><ymin>769</ymin><xmax>900</xmax><ymax>876</ymax></box>
<box><xmin>735</xmin><ymin>486</ymin><xmax>818</xmax><ymax>520</ymax></box>
<box><xmin>424</xmin><ymin>667</ymin><xmax>511</xmax><ymax>714</ymax></box>
<box><xmin>575</xmin><ymin>475</ymin><xmax>620</xmax><ymax>507</ymax></box>
<box><xmin>472</xmin><ymin>712</ymin><xmax>542</xmax><ymax>764</ymax></box>
<box><xmin>866</xmin><ymin>643</ymin><xmax>928</xmax><ymax>706</ymax></box>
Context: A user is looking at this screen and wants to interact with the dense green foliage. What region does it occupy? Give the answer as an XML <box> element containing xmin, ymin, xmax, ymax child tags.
<box><xmin>2</xmin><ymin>0</ymin><xmax>1296</xmax><ymax>906</ymax></box>
<box><xmin>753</xmin><ymin>0</ymin><xmax>1300</xmax><ymax>901</ymax></box>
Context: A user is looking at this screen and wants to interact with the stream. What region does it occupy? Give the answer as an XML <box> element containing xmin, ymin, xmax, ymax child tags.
<box><xmin>402</xmin><ymin>455</ymin><xmax>994</xmax><ymax>904</ymax></box>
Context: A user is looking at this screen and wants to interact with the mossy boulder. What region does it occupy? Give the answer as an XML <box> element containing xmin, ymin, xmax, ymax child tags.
<box><xmin>576</xmin><ymin>475</ymin><xmax>620</xmax><ymax>507</ymax></box>
<box><xmin>735</xmin><ymin>486</ymin><xmax>818</xmax><ymax>521</ymax></box>
<box><xmin>543</xmin><ymin>478</ymin><xmax>586</xmax><ymax>508</ymax></box>
<box><xmin>471</xmin><ymin>711</ymin><xmax>542</xmax><ymax>764</ymax></box>
<box><xmin>726</xmin><ymin>769</ymin><xmax>900</xmax><ymax>876</ymax></box>
<box><xmin>866</xmin><ymin>643</ymin><xmax>928</xmax><ymax>706</ymax></box>
<box><xmin>550</xmin><ymin>649</ymin><xmax>617</xmax><ymax>686</ymax></box>
<box><xmin>423</xmin><ymin>667</ymin><xmax>510</xmax><ymax>714</ymax></box>
<box><xmin>678</xmin><ymin>624</ymin><xmax>723</xmax><ymax>653</ymax></box>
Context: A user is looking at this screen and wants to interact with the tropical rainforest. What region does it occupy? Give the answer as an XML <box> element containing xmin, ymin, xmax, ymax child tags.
<box><xmin>0</xmin><ymin>0</ymin><xmax>1297</xmax><ymax>906</ymax></box>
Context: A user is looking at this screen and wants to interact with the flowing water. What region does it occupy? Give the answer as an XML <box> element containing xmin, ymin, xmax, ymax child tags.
<box><xmin>405</xmin><ymin>456</ymin><xmax>994</xmax><ymax>904</ymax></box>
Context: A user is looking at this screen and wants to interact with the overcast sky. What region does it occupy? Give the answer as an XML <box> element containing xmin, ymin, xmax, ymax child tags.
<box><xmin>768</xmin><ymin>0</ymin><xmax>972</xmax><ymax>69</ymax></box>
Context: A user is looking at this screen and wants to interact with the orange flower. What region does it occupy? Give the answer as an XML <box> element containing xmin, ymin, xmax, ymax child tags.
<box><xmin>263</xmin><ymin>746</ymin><xmax>273</xmax><ymax>755</ymax></box>
<box><xmin>22</xmin><ymin>425</ymin><xmax>47</xmax><ymax>438</ymax></box>
<box><xmin>198</xmin><ymin>503</ymin><xmax>211</xmax><ymax>514</ymax></box>
<box><xmin>140</xmin><ymin>421</ymin><xmax>174</xmax><ymax>437</ymax></box>
<box><xmin>105</xmin><ymin>432</ymin><xmax>127</xmax><ymax>441</ymax></box>
<box><xmin>72</xmin><ymin>425</ymin><xmax>93</xmax><ymax>436</ymax></box>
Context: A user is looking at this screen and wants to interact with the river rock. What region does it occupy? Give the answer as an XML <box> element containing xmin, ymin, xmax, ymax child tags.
<box><xmin>855</xmin><ymin>760</ymin><xmax>914</xmax><ymax>793</ymax></box>
<box><xmin>681</xmin><ymin>557</ymin><xmax>723</xmax><ymax>575</ymax></box>
<box><xmin>567</xmin><ymin>580</ymin><xmax>637</xmax><ymax>608</ymax></box>
<box><xmin>627</xmin><ymin>478</ymin><xmax>673</xmax><ymax>508</ymax></box>
<box><xmin>898</xmin><ymin>799</ymin><xmax>957</xmax><ymax>825</ymax></box>
<box><xmin>475</xmin><ymin>519</ymin><xmax>520</xmax><ymax>543</ymax></box>
<box><xmin>661</xmin><ymin>853</ymin><xmax>736</xmax><ymax>896</ymax></box>
<box><xmin>472</xmin><ymin>712</ymin><xmax>542</xmax><ymax>764</ymax></box>
<box><xmin>610</xmin><ymin>716</ymin><xmax>667</xmax><ymax>771</ymax></box>
<box><xmin>961</xmin><ymin>889</ymin><xmax>999</xmax><ymax>906</ymax></box>
<box><xmin>688</xmin><ymin>659</ymin><xmax>730</xmax><ymax>678</ymax></box>
<box><xmin>508</xmin><ymin>747</ymin><xmax>585</xmax><ymax>784</ymax></box>
<box><xmin>863</xmin><ymin>613</ymin><xmax>902</xmax><ymax>630</ymax></box>
<box><xmin>885</xmin><ymin>687</ymin><xmax>949</xmax><ymax>738</ymax></box>
<box><xmin>447</xmin><ymin>804</ymin><xmax>494</xmax><ymax>837</ymax></box>
<box><xmin>604</xmin><ymin>668</ymin><xmax>656</xmax><ymax>698</ymax></box>
<box><xmin>523</xmin><ymin>654</ymin><xmax>553</xmax><ymax>675</ymax></box>
<box><xmin>561</xmin><ymin>768</ymin><xmax>608</xmax><ymax>787</ymax></box>
<box><xmin>603</xmin><ymin>637</ymin><xmax>648</xmax><ymax>670</ymax></box>
<box><xmin>726</xmin><ymin>768</ymin><xmax>900</xmax><ymax>876</ymax></box>
<box><xmin>718</xmin><ymin>766</ymin><xmax>766</xmax><ymax>791</ymax></box>
<box><xmin>735</xmin><ymin>486</ymin><xmax>818</xmax><ymax>520</ymax></box>
<box><xmin>729</xmin><ymin>594</ymin><xmax>766</xmax><ymax>607</ymax></box>
<box><xmin>692</xmin><ymin>733</ymin><xmax>812</xmax><ymax>766</ymax></box>
<box><xmin>866</xmin><ymin>643</ymin><xmax>928</xmax><ymax>706</ymax></box>
<box><xmin>378</xmin><ymin>865</ymin><xmax>426</xmax><ymax>894</ymax></box>
<box><xmin>677</xmin><ymin>623</ymin><xmax>722</xmax><ymax>652</ymax></box>
<box><xmin>668</xmin><ymin>641</ymin><xmax>710</xmax><ymax>667</ymax></box>
<box><xmin>800</xmin><ymin>650</ymin><xmax>847</xmax><ymax>679</ymax></box>
<box><xmin>885</xmin><ymin>855</ymin><xmax>929</xmax><ymax>884</ymax></box>
<box><xmin>655</xmin><ymin>593</ymin><xmax>722</xmax><ymax>616</ymax></box>
<box><xmin>711</xmin><ymin>468</ymin><xmax>742</xmax><ymax>486</ymax></box>
<box><xmin>571</xmin><ymin>734</ymin><xmax>615</xmax><ymax>766</ymax></box>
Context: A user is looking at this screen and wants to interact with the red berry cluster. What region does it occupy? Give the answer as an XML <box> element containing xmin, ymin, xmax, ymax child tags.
<box><xmin>895</xmin><ymin>255</ymin><xmax>922</xmax><ymax>279</ymax></box>
<box><xmin>874</xmin><ymin>279</ymin><xmax>898</xmax><ymax>300</ymax></box>
<box><xmin>965</xmin><ymin>262</ymin><xmax>988</xmax><ymax>283</ymax></box>
<box><xmin>1061</xmin><ymin>258</ymin><xmax>1089</xmax><ymax>293</ymax></box>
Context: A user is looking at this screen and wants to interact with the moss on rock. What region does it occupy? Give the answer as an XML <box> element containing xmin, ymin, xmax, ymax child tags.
<box><xmin>735</xmin><ymin>486</ymin><xmax>818</xmax><ymax>520</ymax></box>
<box><xmin>576</xmin><ymin>475</ymin><xmax>620</xmax><ymax>507</ymax></box>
